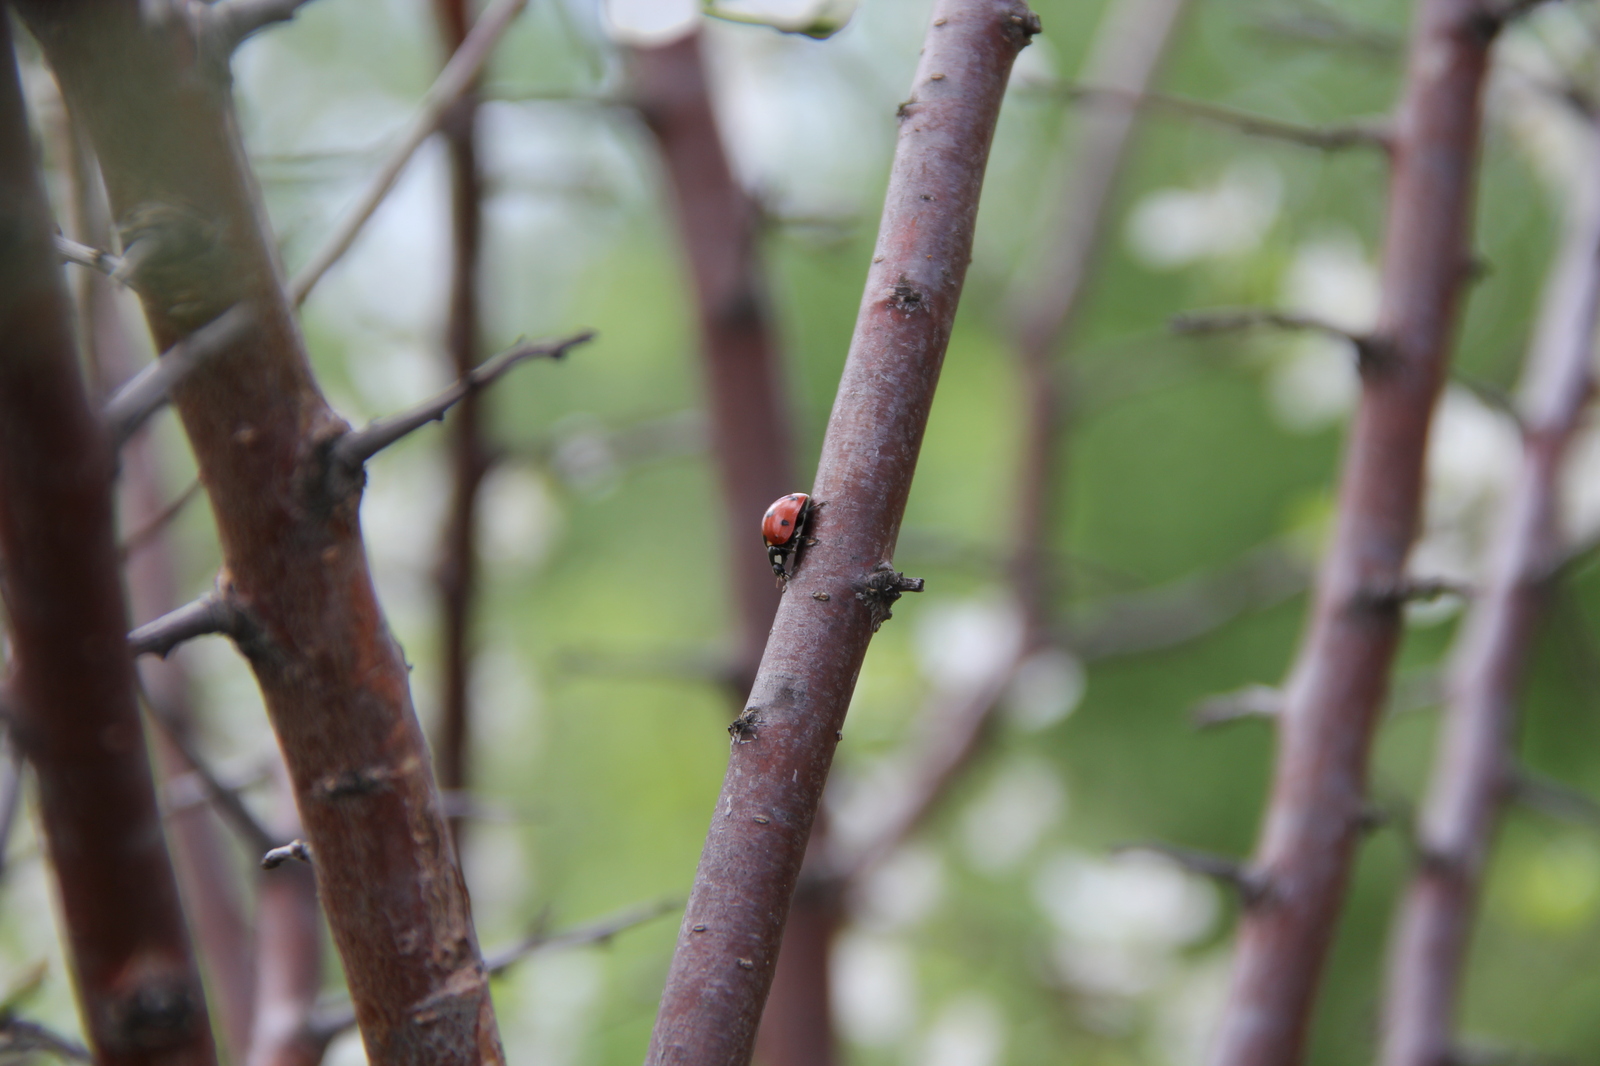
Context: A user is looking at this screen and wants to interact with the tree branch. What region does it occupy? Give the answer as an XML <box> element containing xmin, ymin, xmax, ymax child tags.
<box><xmin>1117</xmin><ymin>842</ymin><xmax>1270</xmax><ymax>905</ymax></box>
<box><xmin>645</xmin><ymin>6</ymin><xmax>1039</xmax><ymax>1063</ymax></box>
<box><xmin>1171</xmin><ymin>307</ymin><xmax>1389</xmax><ymax>368</ymax></box>
<box><xmin>308</xmin><ymin>900</ymin><xmax>677</xmax><ymax>1045</ymax></box>
<box><xmin>140</xmin><ymin>690</ymin><xmax>278</xmax><ymax>856</ymax></box>
<box><xmin>287</xmin><ymin>0</ymin><xmax>528</xmax><ymax>305</ymax></box>
<box><xmin>0</xmin><ymin>1018</ymin><xmax>92</xmax><ymax>1062</ymax></box>
<box><xmin>20</xmin><ymin>2</ymin><xmax>510</xmax><ymax>1057</ymax></box>
<box><xmin>53</xmin><ymin>233</ymin><xmax>124</xmax><ymax>277</ymax></box>
<box><xmin>329</xmin><ymin>331</ymin><xmax>592</xmax><ymax>473</ymax></box>
<box><xmin>0</xmin><ymin>26</ymin><xmax>217</xmax><ymax>1063</ymax></box>
<box><xmin>120</xmin><ymin>478</ymin><xmax>203</xmax><ymax>560</ymax></box>
<box><xmin>1376</xmin><ymin>99</ymin><xmax>1600</xmax><ymax>1066</ymax></box>
<box><xmin>1024</xmin><ymin>80</ymin><xmax>1391</xmax><ymax>151</ymax></box>
<box><xmin>1210</xmin><ymin>0</ymin><xmax>1499</xmax><ymax>1056</ymax></box>
<box><xmin>128</xmin><ymin>592</ymin><xmax>245</xmax><ymax>659</ymax></box>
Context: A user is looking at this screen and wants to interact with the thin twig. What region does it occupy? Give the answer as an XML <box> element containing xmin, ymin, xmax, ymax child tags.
<box><xmin>119</xmin><ymin>478</ymin><xmax>203</xmax><ymax>560</ymax></box>
<box><xmin>139</xmin><ymin>689</ymin><xmax>278</xmax><ymax>856</ymax></box>
<box><xmin>260</xmin><ymin>839</ymin><xmax>312</xmax><ymax>870</ymax></box>
<box><xmin>287</xmin><ymin>0</ymin><xmax>528</xmax><ymax>305</ymax></box>
<box><xmin>1021</xmin><ymin>80</ymin><xmax>1391</xmax><ymax>151</ymax></box>
<box><xmin>52</xmin><ymin>233</ymin><xmax>123</xmax><ymax>277</ymax></box>
<box><xmin>1171</xmin><ymin>307</ymin><xmax>1386</xmax><ymax>366</ymax></box>
<box><xmin>1117</xmin><ymin>842</ymin><xmax>1270</xmax><ymax>904</ymax></box>
<box><xmin>330</xmin><ymin>331</ymin><xmax>592</xmax><ymax>471</ymax></box>
<box><xmin>1505</xmin><ymin>768</ymin><xmax>1600</xmax><ymax>831</ymax></box>
<box><xmin>0</xmin><ymin>1018</ymin><xmax>92</xmax><ymax>1062</ymax></box>
<box><xmin>127</xmin><ymin>592</ymin><xmax>242</xmax><ymax>659</ymax></box>
<box><xmin>103</xmin><ymin>304</ymin><xmax>255</xmax><ymax>450</ymax></box>
<box><xmin>307</xmin><ymin>900</ymin><xmax>677</xmax><ymax>1043</ymax></box>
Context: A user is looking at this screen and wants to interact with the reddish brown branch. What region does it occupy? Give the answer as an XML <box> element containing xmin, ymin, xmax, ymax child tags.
<box><xmin>626</xmin><ymin>28</ymin><xmax>809</xmax><ymax>1064</ymax></box>
<box><xmin>431</xmin><ymin>0</ymin><xmax>487</xmax><ymax>857</ymax></box>
<box><xmin>643</xmin><ymin>5</ymin><xmax>1038</xmax><ymax>1064</ymax></box>
<box><xmin>1208</xmin><ymin>0</ymin><xmax>1497</xmax><ymax>1059</ymax></box>
<box><xmin>628</xmin><ymin>30</ymin><xmax>799</xmax><ymax>694</ymax></box>
<box><xmin>1377</xmin><ymin>107</ymin><xmax>1600</xmax><ymax>1066</ymax></box>
<box><xmin>1008</xmin><ymin>0</ymin><xmax>1191</xmax><ymax>643</ymax></box>
<box><xmin>53</xmin><ymin>101</ymin><xmax>260</xmax><ymax>1059</ymax></box>
<box><xmin>0</xmin><ymin>21</ymin><xmax>217</xmax><ymax>1065</ymax></box>
<box><xmin>19</xmin><ymin>3</ymin><xmax>506</xmax><ymax>1061</ymax></box>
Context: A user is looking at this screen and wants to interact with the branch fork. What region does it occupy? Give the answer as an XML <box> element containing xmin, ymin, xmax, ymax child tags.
<box><xmin>1170</xmin><ymin>308</ymin><xmax>1393</xmax><ymax>371</ymax></box>
<box><xmin>1117</xmin><ymin>842</ymin><xmax>1271</xmax><ymax>906</ymax></box>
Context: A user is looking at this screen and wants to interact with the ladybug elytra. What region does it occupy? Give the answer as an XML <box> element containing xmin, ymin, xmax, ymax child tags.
<box><xmin>762</xmin><ymin>492</ymin><xmax>818</xmax><ymax>582</ymax></box>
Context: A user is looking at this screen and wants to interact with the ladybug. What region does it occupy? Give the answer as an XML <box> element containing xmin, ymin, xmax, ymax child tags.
<box><xmin>762</xmin><ymin>492</ymin><xmax>819</xmax><ymax>583</ymax></box>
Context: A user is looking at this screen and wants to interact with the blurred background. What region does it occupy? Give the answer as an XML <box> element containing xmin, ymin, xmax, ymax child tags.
<box><xmin>11</xmin><ymin>0</ymin><xmax>1600</xmax><ymax>1063</ymax></box>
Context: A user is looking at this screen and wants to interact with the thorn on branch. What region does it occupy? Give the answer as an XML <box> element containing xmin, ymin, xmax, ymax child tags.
<box><xmin>104</xmin><ymin>305</ymin><xmax>255</xmax><ymax>451</ymax></box>
<box><xmin>127</xmin><ymin>590</ymin><xmax>248</xmax><ymax>659</ymax></box>
<box><xmin>1191</xmin><ymin>684</ymin><xmax>1283</xmax><ymax>728</ymax></box>
<box><xmin>1117</xmin><ymin>842</ymin><xmax>1270</xmax><ymax>905</ymax></box>
<box><xmin>854</xmin><ymin>562</ymin><xmax>925</xmax><ymax>632</ymax></box>
<box><xmin>1171</xmin><ymin>308</ymin><xmax>1391</xmax><ymax>370</ymax></box>
<box><xmin>329</xmin><ymin>331</ymin><xmax>593</xmax><ymax>476</ymax></box>
<box><xmin>261</xmin><ymin>839</ymin><xmax>312</xmax><ymax>870</ymax></box>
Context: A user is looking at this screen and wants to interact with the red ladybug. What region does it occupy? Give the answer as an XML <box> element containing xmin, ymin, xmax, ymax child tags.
<box><xmin>762</xmin><ymin>493</ymin><xmax>817</xmax><ymax>581</ymax></box>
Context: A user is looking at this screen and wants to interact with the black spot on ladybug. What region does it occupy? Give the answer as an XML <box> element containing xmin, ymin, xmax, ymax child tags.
<box><xmin>781</xmin><ymin>519</ymin><xmax>791</xmax><ymax>527</ymax></box>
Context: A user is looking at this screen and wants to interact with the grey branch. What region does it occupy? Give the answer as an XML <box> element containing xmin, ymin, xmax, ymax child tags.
<box><xmin>202</xmin><ymin>0</ymin><xmax>320</xmax><ymax>54</ymax></box>
<box><xmin>261</xmin><ymin>839</ymin><xmax>312</xmax><ymax>870</ymax></box>
<box><xmin>1171</xmin><ymin>307</ymin><xmax>1388</xmax><ymax>366</ymax></box>
<box><xmin>0</xmin><ymin>1018</ymin><xmax>91</xmax><ymax>1062</ymax></box>
<box><xmin>1026</xmin><ymin>80</ymin><xmax>1392</xmax><ymax>152</ymax></box>
<box><xmin>104</xmin><ymin>304</ymin><xmax>254</xmax><ymax>450</ymax></box>
<box><xmin>331</xmin><ymin>331</ymin><xmax>593</xmax><ymax>471</ymax></box>
<box><xmin>127</xmin><ymin>592</ymin><xmax>243</xmax><ymax>659</ymax></box>
<box><xmin>307</xmin><ymin>899</ymin><xmax>676</xmax><ymax>1043</ymax></box>
<box><xmin>287</xmin><ymin>0</ymin><xmax>529</xmax><ymax>305</ymax></box>
<box><xmin>1118</xmin><ymin>842</ymin><xmax>1270</xmax><ymax>904</ymax></box>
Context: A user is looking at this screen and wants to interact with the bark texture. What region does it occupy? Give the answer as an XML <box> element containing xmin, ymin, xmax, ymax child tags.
<box><xmin>1208</xmin><ymin>0</ymin><xmax>1495</xmax><ymax>1062</ymax></box>
<box><xmin>1378</xmin><ymin>107</ymin><xmax>1600</xmax><ymax>1066</ymax></box>
<box><xmin>626</xmin><ymin>29</ymin><xmax>814</xmax><ymax>1066</ymax></box>
<box><xmin>0</xmin><ymin>19</ymin><xmax>217</xmax><ymax>1066</ymax></box>
<box><xmin>644</xmin><ymin>4</ymin><xmax>1039</xmax><ymax>1064</ymax></box>
<box><xmin>18</xmin><ymin>3</ymin><xmax>503</xmax><ymax>1062</ymax></box>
